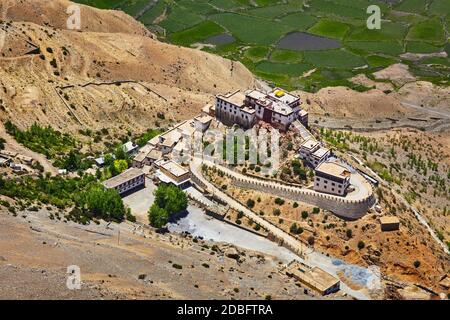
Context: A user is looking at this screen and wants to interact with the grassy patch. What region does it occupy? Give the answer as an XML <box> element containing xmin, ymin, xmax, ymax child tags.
<box><xmin>210</xmin><ymin>13</ymin><xmax>292</xmax><ymax>45</ymax></box>
<box><xmin>347</xmin><ymin>22</ymin><xmax>408</xmax><ymax>41</ymax></box>
<box><xmin>394</xmin><ymin>0</ymin><xmax>428</xmax><ymax>14</ymax></box>
<box><xmin>366</xmin><ymin>55</ymin><xmax>398</xmax><ymax>68</ymax></box>
<box><xmin>406</xmin><ymin>18</ymin><xmax>446</xmax><ymax>44</ymax></box>
<box><xmin>139</xmin><ymin>1</ymin><xmax>167</xmax><ymax>25</ymax></box>
<box><xmin>243</xmin><ymin>46</ymin><xmax>270</xmax><ymax>62</ymax></box>
<box><xmin>345</xmin><ymin>41</ymin><xmax>404</xmax><ymax>56</ymax></box>
<box><xmin>308</xmin><ymin>19</ymin><xmax>350</xmax><ymax>40</ymax></box>
<box><xmin>74</xmin><ymin>0</ymin><xmax>123</xmax><ymax>9</ymax></box>
<box><xmin>270</xmin><ymin>49</ymin><xmax>303</xmax><ymax>63</ymax></box>
<box><xmin>245</xmin><ymin>4</ymin><xmax>302</xmax><ymax>19</ymax></box>
<box><xmin>303</xmin><ymin>49</ymin><xmax>366</xmax><ymax>69</ymax></box>
<box><xmin>255</xmin><ymin>61</ymin><xmax>312</xmax><ymax>77</ymax></box>
<box><xmin>278</xmin><ymin>12</ymin><xmax>318</xmax><ymax>31</ymax></box>
<box><xmin>159</xmin><ymin>5</ymin><xmax>204</xmax><ymax>32</ymax></box>
<box><xmin>406</xmin><ymin>41</ymin><xmax>443</xmax><ymax>53</ymax></box>
<box><xmin>170</xmin><ymin>21</ymin><xmax>225</xmax><ymax>46</ymax></box>
<box><xmin>429</xmin><ymin>0</ymin><xmax>450</xmax><ymax>16</ymax></box>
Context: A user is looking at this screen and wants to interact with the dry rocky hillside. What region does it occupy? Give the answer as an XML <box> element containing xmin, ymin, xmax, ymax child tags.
<box><xmin>0</xmin><ymin>208</ymin><xmax>319</xmax><ymax>300</ymax></box>
<box><xmin>0</xmin><ymin>0</ymin><xmax>448</xmax><ymax>300</ymax></box>
<box><xmin>0</xmin><ymin>0</ymin><xmax>256</xmax><ymax>137</ymax></box>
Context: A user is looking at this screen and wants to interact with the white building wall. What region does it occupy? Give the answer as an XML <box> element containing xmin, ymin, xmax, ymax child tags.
<box><xmin>114</xmin><ymin>174</ymin><xmax>145</xmax><ymax>195</ymax></box>
<box><xmin>216</xmin><ymin>98</ymin><xmax>255</xmax><ymax>129</ymax></box>
<box><xmin>313</xmin><ymin>176</ymin><xmax>348</xmax><ymax>196</ymax></box>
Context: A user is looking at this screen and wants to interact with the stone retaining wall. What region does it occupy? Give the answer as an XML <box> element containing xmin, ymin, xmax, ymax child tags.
<box><xmin>200</xmin><ymin>163</ymin><xmax>376</xmax><ymax>220</ymax></box>
<box><xmin>233</xmin><ymin>177</ymin><xmax>374</xmax><ymax>219</ymax></box>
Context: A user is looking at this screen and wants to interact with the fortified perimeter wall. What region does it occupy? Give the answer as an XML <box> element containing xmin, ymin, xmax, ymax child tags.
<box><xmin>233</xmin><ymin>178</ymin><xmax>375</xmax><ymax>219</ymax></box>
<box><xmin>203</xmin><ymin>162</ymin><xmax>375</xmax><ymax>220</ymax></box>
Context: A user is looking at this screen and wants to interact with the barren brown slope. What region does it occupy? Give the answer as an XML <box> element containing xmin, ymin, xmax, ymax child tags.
<box><xmin>0</xmin><ymin>0</ymin><xmax>256</xmax><ymax>136</ymax></box>
<box><xmin>1</xmin><ymin>0</ymin><xmax>152</xmax><ymax>35</ymax></box>
<box><xmin>0</xmin><ymin>209</ymin><xmax>317</xmax><ymax>300</ymax></box>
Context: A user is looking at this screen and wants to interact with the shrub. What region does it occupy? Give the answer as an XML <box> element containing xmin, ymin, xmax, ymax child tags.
<box><xmin>357</xmin><ymin>240</ymin><xmax>365</xmax><ymax>250</ymax></box>
<box><xmin>172</xmin><ymin>264</ymin><xmax>182</xmax><ymax>269</ymax></box>
<box><xmin>307</xmin><ymin>236</ymin><xmax>315</xmax><ymax>245</ymax></box>
<box><xmin>274</xmin><ymin>197</ymin><xmax>285</xmax><ymax>205</ymax></box>
<box><xmin>346</xmin><ymin>229</ymin><xmax>353</xmax><ymax>239</ymax></box>
<box><xmin>126</xmin><ymin>208</ymin><xmax>136</xmax><ymax>222</ymax></box>
<box><xmin>290</xmin><ymin>223</ymin><xmax>298</xmax><ymax>234</ymax></box>
<box><xmin>301</xmin><ymin>211</ymin><xmax>308</xmax><ymax>219</ymax></box>
<box><xmin>293</xmin><ymin>202</ymin><xmax>298</xmax><ymax>208</ymax></box>
<box><xmin>246</xmin><ymin>198</ymin><xmax>255</xmax><ymax>208</ymax></box>
<box><xmin>313</xmin><ymin>207</ymin><xmax>320</xmax><ymax>214</ymax></box>
<box><xmin>273</xmin><ymin>208</ymin><xmax>281</xmax><ymax>216</ymax></box>
<box><xmin>413</xmin><ymin>260</ymin><xmax>421</xmax><ymax>268</ymax></box>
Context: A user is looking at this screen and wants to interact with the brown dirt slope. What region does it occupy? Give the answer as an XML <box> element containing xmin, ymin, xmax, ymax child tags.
<box><xmin>1</xmin><ymin>0</ymin><xmax>152</xmax><ymax>35</ymax></box>
<box><xmin>0</xmin><ymin>0</ymin><xmax>256</xmax><ymax>135</ymax></box>
<box><xmin>0</xmin><ymin>209</ymin><xmax>316</xmax><ymax>300</ymax></box>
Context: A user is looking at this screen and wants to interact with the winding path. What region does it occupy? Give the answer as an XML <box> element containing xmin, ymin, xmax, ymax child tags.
<box><xmin>190</xmin><ymin>158</ymin><xmax>310</xmax><ymax>257</ymax></box>
<box><xmin>189</xmin><ymin>157</ymin><xmax>372</xmax><ymax>300</ymax></box>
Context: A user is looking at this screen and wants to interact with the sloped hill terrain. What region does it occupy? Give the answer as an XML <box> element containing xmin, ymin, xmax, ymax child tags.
<box><xmin>0</xmin><ymin>0</ymin><xmax>256</xmax><ymax>136</ymax></box>
<box><xmin>75</xmin><ymin>0</ymin><xmax>449</xmax><ymax>91</ymax></box>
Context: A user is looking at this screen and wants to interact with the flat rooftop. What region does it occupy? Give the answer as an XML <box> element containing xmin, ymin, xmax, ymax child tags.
<box><xmin>312</xmin><ymin>147</ymin><xmax>330</xmax><ymax>159</ymax></box>
<box><xmin>133</xmin><ymin>152</ymin><xmax>147</xmax><ymax>163</ymax></box>
<box><xmin>380</xmin><ymin>216</ymin><xmax>400</xmax><ymax>225</ymax></box>
<box><xmin>287</xmin><ymin>262</ymin><xmax>339</xmax><ymax>294</ymax></box>
<box><xmin>245</xmin><ymin>89</ymin><xmax>267</xmax><ymax>101</ymax></box>
<box><xmin>268</xmin><ymin>100</ymin><xmax>294</xmax><ymax>116</ymax></box>
<box><xmin>160</xmin><ymin>160</ymin><xmax>189</xmax><ymax>177</ymax></box>
<box><xmin>268</xmin><ymin>88</ymin><xmax>299</xmax><ymax>105</ymax></box>
<box><xmin>102</xmin><ymin>168</ymin><xmax>144</xmax><ymax>189</ymax></box>
<box><xmin>147</xmin><ymin>148</ymin><xmax>163</xmax><ymax>160</ymax></box>
<box><xmin>316</xmin><ymin>161</ymin><xmax>350</xmax><ymax>179</ymax></box>
<box><xmin>301</xmin><ymin>139</ymin><xmax>319</xmax><ymax>150</ymax></box>
<box><xmin>242</xmin><ymin>106</ymin><xmax>256</xmax><ymax>114</ymax></box>
<box><xmin>195</xmin><ymin>114</ymin><xmax>213</xmax><ymax>124</ymax></box>
<box><xmin>217</xmin><ymin>90</ymin><xmax>246</xmax><ymax>107</ymax></box>
<box><xmin>177</xmin><ymin>120</ymin><xmax>197</xmax><ymax>136</ymax></box>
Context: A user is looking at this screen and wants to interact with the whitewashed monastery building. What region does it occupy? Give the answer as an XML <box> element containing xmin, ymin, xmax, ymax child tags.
<box><xmin>215</xmin><ymin>88</ymin><xmax>308</xmax><ymax>132</ymax></box>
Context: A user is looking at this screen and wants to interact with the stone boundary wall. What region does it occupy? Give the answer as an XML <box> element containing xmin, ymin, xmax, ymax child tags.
<box><xmin>204</xmin><ymin>164</ymin><xmax>375</xmax><ymax>220</ymax></box>
<box><xmin>233</xmin><ymin>178</ymin><xmax>374</xmax><ymax>219</ymax></box>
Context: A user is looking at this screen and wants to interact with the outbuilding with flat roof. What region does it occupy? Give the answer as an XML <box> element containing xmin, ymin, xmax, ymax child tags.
<box><xmin>102</xmin><ymin>168</ymin><xmax>145</xmax><ymax>196</ymax></box>
<box><xmin>285</xmin><ymin>261</ymin><xmax>340</xmax><ymax>296</ymax></box>
<box><xmin>314</xmin><ymin>161</ymin><xmax>350</xmax><ymax>196</ymax></box>
<box><xmin>380</xmin><ymin>216</ymin><xmax>400</xmax><ymax>231</ymax></box>
<box><xmin>156</xmin><ymin>160</ymin><xmax>191</xmax><ymax>189</ymax></box>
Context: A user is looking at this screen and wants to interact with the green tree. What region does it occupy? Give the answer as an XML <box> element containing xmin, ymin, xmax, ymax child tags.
<box><xmin>113</xmin><ymin>159</ymin><xmax>128</xmax><ymax>175</ymax></box>
<box><xmin>149</xmin><ymin>204</ymin><xmax>169</xmax><ymax>228</ymax></box>
<box><xmin>64</xmin><ymin>150</ymin><xmax>81</xmax><ymax>171</ymax></box>
<box><xmin>148</xmin><ymin>184</ymin><xmax>188</xmax><ymax>228</ymax></box>
<box><xmin>77</xmin><ymin>184</ymin><xmax>126</xmax><ymax>221</ymax></box>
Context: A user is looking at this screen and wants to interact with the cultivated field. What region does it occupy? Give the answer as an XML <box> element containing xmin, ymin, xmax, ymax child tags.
<box><xmin>75</xmin><ymin>0</ymin><xmax>449</xmax><ymax>92</ymax></box>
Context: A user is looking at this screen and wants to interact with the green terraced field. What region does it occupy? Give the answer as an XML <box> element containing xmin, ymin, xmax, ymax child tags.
<box><xmin>74</xmin><ymin>0</ymin><xmax>450</xmax><ymax>91</ymax></box>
